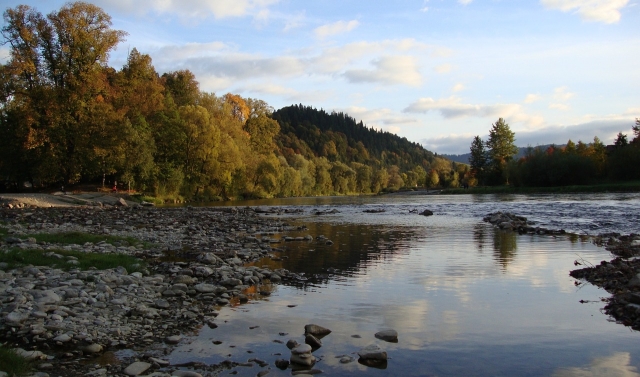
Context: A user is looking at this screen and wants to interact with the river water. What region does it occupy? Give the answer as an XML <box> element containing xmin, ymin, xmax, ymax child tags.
<box><xmin>167</xmin><ymin>193</ymin><xmax>640</xmax><ymax>376</ymax></box>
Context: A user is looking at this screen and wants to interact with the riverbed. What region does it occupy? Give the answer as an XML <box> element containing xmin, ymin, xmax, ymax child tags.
<box><xmin>164</xmin><ymin>193</ymin><xmax>640</xmax><ymax>376</ymax></box>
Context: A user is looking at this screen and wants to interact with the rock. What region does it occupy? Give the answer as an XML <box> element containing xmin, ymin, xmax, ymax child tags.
<box><xmin>291</xmin><ymin>344</ymin><xmax>312</xmax><ymax>355</ymax></box>
<box><xmin>123</xmin><ymin>361</ymin><xmax>151</xmax><ymax>376</ymax></box>
<box><xmin>14</xmin><ymin>348</ymin><xmax>46</xmax><ymax>361</ymax></box>
<box><xmin>305</xmin><ymin>334</ymin><xmax>322</xmax><ymax>349</ymax></box>
<box><xmin>290</xmin><ymin>354</ymin><xmax>316</xmax><ymax>367</ymax></box>
<box><xmin>419</xmin><ymin>209</ymin><xmax>433</xmax><ymax>216</ymax></box>
<box><xmin>149</xmin><ymin>357</ymin><xmax>170</xmax><ymax>367</ymax></box>
<box><xmin>286</xmin><ymin>339</ymin><xmax>300</xmax><ymax>350</ymax></box>
<box><xmin>53</xmin><ymin>333</ymin><xmax>72</xmax><ymax>343</ymax></box>
<box><xmin>83</xmin><ymin>344</ymin><xmax>103</xmax><ymax>354</ymax></box>
<box><xmin>358</xmin><ymin>344</ymin><xmax>387</xmax><ymax>361</ymax></box>
<box><xmin>165</xmin><ymin>335</ymin><xmax>182</xmax><ymax>344</ymax></box>
<box><xmin>290</xmin><ymin>343</ymin><xmax>315</xmax><ymax>367</ymax></box>
<box><xmin>374</xmin><ymin>329</ymin><xmax>398</xmax><ymax>343</ymax></box>
<box><xmin>115</xmin><ymin>198</ymin><xmax>128</xmax><ymax>207</ymax></box>
<box><xmin>628</xmin><ymin>273</ymin><xmax>640</xmax><ymax>287</ymax></box>
<box><xmin>304</xmin><ymin>324</ymin><xmax>331</xmax><ymax>336</ymax></box>
<box><xmin>275</xmin><ymin>359</ymin><xmax>290</xmax><ymax>369</ymax></box>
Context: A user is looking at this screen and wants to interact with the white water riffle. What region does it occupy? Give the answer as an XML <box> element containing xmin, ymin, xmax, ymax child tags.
<box><xmin>168</xmin><ymin>193</ymin><xmax>640</xmax><ymax>376</ymax></box>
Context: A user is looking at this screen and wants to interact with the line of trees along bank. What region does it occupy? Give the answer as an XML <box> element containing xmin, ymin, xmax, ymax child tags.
<box><xmin>0</xmin><ymin>2</ymin><xmax>461</xmax><ymax>199</ymax></box>
<box><xmin>469</xmin><ymin>118</ymin><xmax>640</xmax><ymax>187</ymax></box>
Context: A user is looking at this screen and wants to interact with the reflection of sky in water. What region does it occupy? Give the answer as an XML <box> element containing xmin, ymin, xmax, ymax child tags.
<box><xmin>169</xmin><ymin>194</ymin><xmax>640</xmax><ymax>376</ymax></box>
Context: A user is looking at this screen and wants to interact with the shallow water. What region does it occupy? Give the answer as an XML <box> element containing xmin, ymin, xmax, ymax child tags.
<box><xmin>168</xmin><ymin>193</ymin><xmax>640</xmax><ymax>376</ymax></box>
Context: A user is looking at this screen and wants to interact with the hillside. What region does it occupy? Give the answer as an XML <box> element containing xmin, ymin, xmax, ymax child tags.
<box><xmin>272</xmin><ymin>104</ymin><xmax>436</xmax><ymax>171</ymax></box>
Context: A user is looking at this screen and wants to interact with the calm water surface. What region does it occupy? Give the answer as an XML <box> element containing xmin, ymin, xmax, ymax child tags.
<box><xmin>168</xmin><ymin>193</ymin><xmax>640</xmax><ymax>376</ymax></box>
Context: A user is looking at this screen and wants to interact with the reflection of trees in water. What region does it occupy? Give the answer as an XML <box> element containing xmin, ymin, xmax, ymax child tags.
<box><xmin>492</xmin><ymin>229</ymin><xmax>517</xmax><ymax>269</ymax></box>
<box><xmin>474</xmin><ymin>223</ymin><xmax>517</xmax><ymax>268</ymax></box>
<box><xmin>473</xmin><ymin>223</ymin><xmax>486</xmax><ymax>252</ymax></box>
<box><xmin>257</xmin><ymin>221</ymin><xmax>417</xmax><ymax>286</ymax></box>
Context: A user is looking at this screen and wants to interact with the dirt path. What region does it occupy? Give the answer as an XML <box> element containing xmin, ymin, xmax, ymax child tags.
<box><xmin>0</xmin><ymin>192</ymin><xmax>137</xmax><ymax>208</ymax></box>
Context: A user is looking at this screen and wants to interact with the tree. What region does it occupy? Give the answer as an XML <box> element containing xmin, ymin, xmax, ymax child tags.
<box><xmin>614</xmin><ymin>132</ymin><xmax>628</xmax><ymax>147</ymax></box>
<box><xmin>469</xmin><ymin>135</ymin><xmax>488</xmax><ymax>185</ymax></box>
<box><xmin>486</xmin><ymin>118</ymin><xmax>518</xmax><ymax>184</ymax></box>
<box><xmin>0</xmin><ymin>2</ymin><xmax>127</xmax><ymax>185</ymax></box>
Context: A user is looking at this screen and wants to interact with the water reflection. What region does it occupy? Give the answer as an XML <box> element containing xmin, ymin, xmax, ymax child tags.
<box><xmin>167</xmin><ymin>194</ymin><xmax>640</xmax><ymax>376</ymax></box>
<box><xmin>492</xmin><ymin>229</ymin><xmax>518</xmax><ymax>269</ymax></box>
<box><xmin>554</xmin><ymin>352</ymin><xmax>640</xmax><ymax>377</ymax></box>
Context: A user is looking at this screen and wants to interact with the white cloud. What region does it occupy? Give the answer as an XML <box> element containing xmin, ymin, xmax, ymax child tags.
<box><xmin>459</xmin><ymin>0</ymin><xmax>473</xmax><ymax>4</ymax></box>
<box><xmin>314</xmin><ymin>20</ymin><xmax>360</xmax><ymax>39</ymax></box>
<box><xmin>452</xmin><ymin>84</ymin><xmax>465</xmax><ymax>92</ymax></box>
<box><xmin>553</xmin><ymin>86</ymin><xmax>575</xmax><ymax>101</ymax></box>
<box><xmin>95</xmin><ymin>0</ymin><xmax>280</xmax><ymax>20</ymax></box>
<box><xmin>435</xmin><ymin>64</ymin><xmax>452</xmax><ymax>74</ymax></box>
<box><xmin>338</xmin><ymin>106</ymin><xmax>418</xmax><ymax>127</ymax></box>
<box><xmin>550</xmin><ymin>103</ymin><xmax>570</xmax><ymax>110</ymax></box>
<box><xmin>524</xmin><ymin>94</ymin><xmax>542</xmax><ymax>103</ymax></box>
<box><xmin>404</xmin><ymin>96</ymin><xmax>522</xmax><ymax>119</ymax></box>
<box><xmin>343</xmin><ymin>56</ymin><xmax>423</xmax><ymax>86</ymax></box>
<box><xmin>540</xmin><ymin>0</ymin><xmax>629</xmax><ymax>23</ymax></box>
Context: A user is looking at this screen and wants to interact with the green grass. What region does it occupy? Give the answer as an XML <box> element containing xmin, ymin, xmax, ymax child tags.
<box><xmin>0</xmin><ymin>248</ymin><xmax>146</xmax><ymax>273</ymax></box>
<box><xmin>25</xmin><ymin>231</ymin><xmax>151</xmax><ymax>248</ymax></box>
<box><xmin>441</xmin><ymin>181</ymin><xmax>640</xmax><ymax>195</ymax></box>
<box><xmin>0</xmin><ymin>345</ymin><xmax>33</xmax><ymax>376</ymax></box>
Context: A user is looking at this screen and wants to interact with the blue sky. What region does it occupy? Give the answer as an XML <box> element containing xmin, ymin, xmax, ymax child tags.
<box><xmin>2</xmin><ymin>0</ymin><xmax>639</xmax><ymax>154</ymax></box>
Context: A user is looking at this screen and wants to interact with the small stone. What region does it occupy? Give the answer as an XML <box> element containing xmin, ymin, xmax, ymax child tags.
<box><xmin>83</xmin><ymin>344</ymin><xmax>103</xmax><ymax>354</ymax></box>
<box><xmin>165</xmin><ymin>335</ymin><xmax>182</xmax><ymax>344</ymax></box>
<box><xmin>123</xmin><ymin>361</ymin><xmax>151</xmax><ymax>376</ymax></box>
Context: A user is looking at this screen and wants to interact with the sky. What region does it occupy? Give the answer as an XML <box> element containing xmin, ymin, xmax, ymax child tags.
<box><xmin>1</xmin><ymin>0</ymin><xmax>639</xmax><ymax>154</ymax></box>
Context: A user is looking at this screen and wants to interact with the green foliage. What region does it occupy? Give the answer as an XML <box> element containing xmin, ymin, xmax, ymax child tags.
<box><xmin>0</xmin><ymin>345</ymin><xmax>32</xmax><ymax>376</ymax></box>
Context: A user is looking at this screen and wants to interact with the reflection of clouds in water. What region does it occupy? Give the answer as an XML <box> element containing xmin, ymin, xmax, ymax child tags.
<box><xmin>553</xmin><ymin>352</ymin><xmax>640</xmax><ymax>377</ymax></box>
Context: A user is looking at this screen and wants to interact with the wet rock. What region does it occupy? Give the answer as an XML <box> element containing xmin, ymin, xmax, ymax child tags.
<box><xmin>304</xmin><ymin>324</ymin><xmax>331</xmax><ymax>336</ymax></box>
<box><xmin>275</xmin><ymin>359</ymin><xmax>290</xmax><ymax>369</ymax></box>
<box><xmin>358</xmin><ymin>343</ymin><xmax>387</xmax><ymax>361</ymax></box>
<box><xmin>290</xmin><ymin>344</ymin><xmax>315</xmax><ymax>367</ymax></box>
<box><xmin>419</xmin><ymin>209</ymin><xmax>433</xmax><ymax>216</ymax></box>
<box><xmin>305</xmin><ymin>334</ymin><xmax>322</xmax><ymax>349</ymax></box>
<box><xmin>374</xmin><ymin>329</ymin><xmax>398</xmax><ymax>343</ymax></box>
<box><xmin>286</xmin><ymin>339</ymin><xmax>300</xmax><ymax>350</ymax></box>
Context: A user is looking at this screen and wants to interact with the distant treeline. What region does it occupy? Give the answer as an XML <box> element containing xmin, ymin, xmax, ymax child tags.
<box><xmin>0</xmin><ymin>2</ymin><xmax>467</xmax><ymax>199</ymax></box>
<box><xmin>467</xmin><ymin>119</ymin><xmax>640</xmax><ymax>187</ymax></box>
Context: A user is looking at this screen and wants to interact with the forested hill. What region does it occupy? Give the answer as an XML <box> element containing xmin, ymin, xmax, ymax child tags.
<box><xmin>272</xmin><ymin>104</ymin><xmax>436</xmax><ymax>171</ymax></box>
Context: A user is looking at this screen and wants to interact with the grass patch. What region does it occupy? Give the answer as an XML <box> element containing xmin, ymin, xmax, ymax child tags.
<box><xmin>26</xmin><ymin>231</ymin><xmax>152</xmax><ymax>249</ymax></box>
<box><xmin>0</xmin><ymin>345</ymin><xmax>33</xmax><ymax>376</ymax></box>
<box><xmin>0</xmin><ymin>248</ymin><xmax>146</xmax><ymax>273</ymax></box>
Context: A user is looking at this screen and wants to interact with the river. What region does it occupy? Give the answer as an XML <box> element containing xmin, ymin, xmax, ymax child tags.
<box><xmin>167</xmin><ymin>193</ymin><xmax>640</xmax><ymax>376</ymax></box>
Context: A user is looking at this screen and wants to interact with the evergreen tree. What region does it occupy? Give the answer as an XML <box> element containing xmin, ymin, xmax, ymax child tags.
<box><xmin>486</xmin><ymin>118</ymin><xmax>517</xmax><ymax>184</ymax></box>
<box><xmin>469</xmin><ymin>135</ymin><xmax>487</xmax><ymax>185</ymax></box>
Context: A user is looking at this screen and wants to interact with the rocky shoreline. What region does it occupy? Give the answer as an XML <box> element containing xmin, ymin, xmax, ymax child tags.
<box><xmin>0</xmin><ymin>201</ymin><xmax>324</xmax><ymax>377</ymax></box>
